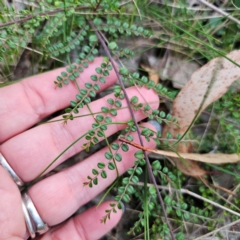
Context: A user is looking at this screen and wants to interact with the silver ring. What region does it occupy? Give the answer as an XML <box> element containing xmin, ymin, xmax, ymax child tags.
<box><xmin>22</xmin><ymin>200</ymin><xmax>36</xmax><ymax>239</ymax></box>
<box><xmin>0</xmin><ymin>152</ymin><xmax>24</xmax><ymax>187</ymax></box>
<box><xmin>22</xmin><ymin>192</ymin><xmax>50</xmax><ymax>236</ymax></box>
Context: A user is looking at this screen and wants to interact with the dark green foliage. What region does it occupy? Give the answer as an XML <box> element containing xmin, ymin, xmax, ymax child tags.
<box><xmin>2</xmin><ymin>1</ymin><xmax>239</xmax><ymax>239</ymax></box>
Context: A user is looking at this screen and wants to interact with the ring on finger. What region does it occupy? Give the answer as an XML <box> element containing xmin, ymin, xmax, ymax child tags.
<box><xmin>0</xmin><ymin>152</ymin><xmax>24</xmax><ymax>187</ymax></box>
<box><xmin>22</xmin><ymin>192</ymin><xmax>50</xmax><ymax>238</ymax></box>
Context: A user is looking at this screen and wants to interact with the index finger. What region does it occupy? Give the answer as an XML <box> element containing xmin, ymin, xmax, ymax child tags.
<box><xmin>0</xmin><ymin>57</ymin><xmax>117</xmax><ymax>143</ymax></box>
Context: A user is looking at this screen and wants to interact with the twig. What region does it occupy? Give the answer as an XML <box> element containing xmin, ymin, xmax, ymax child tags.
<box><xmin>0</xmin><ymin>2</ymin><xmax>131</xmax><ymax>28</ymax></box>
<box><xmin>88</xmin><ymin>21</ymin><xmax>176</xmax><ymax>240</ymax></box>
<box><xmin>0</xmin><ymin>6</ymin><xmax>88</xmax><ymax>28</ymax></box>
<box><xmin>194</xmin><ymin>218</ymin><xmax>240</xmax><ymax>239</ymax></box>
<box><xmin>197</xmin><ymin>0</ymin><xmax>240</xmax><ymax>25</ymax></box>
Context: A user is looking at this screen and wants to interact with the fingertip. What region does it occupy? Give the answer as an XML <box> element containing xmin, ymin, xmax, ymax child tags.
<box><xmin>74</xmin><ymin>200</ymin><xmax>123</xmax><ymax>240</ymax></box>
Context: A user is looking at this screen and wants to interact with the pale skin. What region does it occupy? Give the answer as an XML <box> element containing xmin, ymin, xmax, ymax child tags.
<box><xmin>0</xmin><ymin>57</ymin><xmax>159</xmax><ymax>240</ymax></box>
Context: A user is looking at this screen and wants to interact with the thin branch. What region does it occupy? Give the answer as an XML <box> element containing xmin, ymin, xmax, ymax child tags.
<box><xmin>197</xmin><ymin>0</ymin><xmax>240</xmax><ymax>25</ymax></box>
<box><xmin>0</xmin><ymin>2</ymin><xmax>131</xmax><ymax>28</ymax></box>
<box><xmin>0</xmin><ymin>6</ymin><xmax>88</xmax><ymax>28</ymax></box>
<box><xmin>194</xmin><ymin>218</ymin><xmax>240</xmax><ymax>239</ymax></box>
<box><xmin>88</xmin><ymin>21</ymin><xmax>176</xmax><ymax>240</ymax></box>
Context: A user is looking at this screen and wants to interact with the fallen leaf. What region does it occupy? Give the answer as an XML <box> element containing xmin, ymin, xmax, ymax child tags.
<box><xmin>162</xmin><ymin>50</ymin><xmax>240</xmax><ymax>176</ymax></box>
<box><xmin>164</xmin><ymin>50</ymin><xmax>240</xmax><ymax>138</ymax></box>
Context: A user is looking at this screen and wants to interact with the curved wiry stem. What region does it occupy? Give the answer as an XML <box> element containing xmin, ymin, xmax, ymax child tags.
<box><xmin>88</xmin><ymin>21</ymin><xmax>176</xmax><ymax>240</ymax></box>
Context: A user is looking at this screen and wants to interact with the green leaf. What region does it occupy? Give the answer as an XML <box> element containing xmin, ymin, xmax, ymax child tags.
<box><xmin>110</xmin><ymin>203</ymin><xmax>116</xmax><ymax>208</ymax></box>
<box><xmin>127</xmin><ymin>168</ymin><xmax>134</xmax><ymax>174</ymax></box>
<box><xmin>123</xmin><ymin>22</ymin><xmax>129</xmax><ymax>28</ymax></box>
<box><xmin>97</xmin><ymin>162</ymin><xmax>105</xmax><ymax>169</ymax></box>
<box><xmin>61</xmin><ymin>71</ymin><xmax>67</xmax><ymax>77</ymax></box>
<box><xmin>132</xmin><ymin>72</ymin><xmax>139</xmax><ymax>79</ymax></box>
<box><xmin>93</xmin><ymin>84</ymin><xmax>100</xmax><ymax>91</ymax></box>
<box><xmin>70</xmin><ymin>100</ymin><xmax>77</xmax><ymax>107</ymax></box>
<box><xmin>163</xmin><ymin>167</ymin><xmax>168</xmax><ymax>173</ymax></box>
<box><xmin>93</xmin><ymin>17</ymin><xmax>102</xmax><ymax>25</ymax></box>
<box><xmin>83</xmin><ymin>97</ymin><xmax>91</xmax><ymax>104</ymax></box>
<box><xmin>110</xmin><ymin>108</ymin><xmax>117</xmax><ymax>116</ymax></box>
<box><xmin>144</xmin><ymin>104</ymin><xmax>151</xmax><ymax>111</ymax></box>
<box><xmin>127</xmin><ymin>185</ymin><xmax>135</xmax><ymax>194</ymax></box>
<box><xmin>89</xmin><ymin>90</ymin><xmax>96</xmax><ymax>97</ymax></box>
<box><xmin>80</xmin><ymin>89</ymin><xmax>87</xmax><ymax>95</ymax></box>
<box><xmin>97</xmin><ymin>130</ymin><xmax>104</xmax><ymax>137</ymax></box>
<box><xmin>119</xmin><ymin>67</ymin><xmax>129</xmax><ymax>75</ymax></box>
<box><xmin>101</xmin><ymin>170</ymin><xmax>107</xmax><ymax>179</ymax></box>
<box><xmin>117</xmin><ymin>202</ymin><xmax>122</xmax><ymax>209</ymax></box>
<box><xmin>131</xmin><ymin>175</ymin><xmax>139</xmax><ymax>184</ymax></box>
<box><xmin>135</xmin><ymin>167</ymin><xmax>143</xmax><ymax>175</ymax></box>
<box><xmin>164</xmin><ymin>196</ymin><xmax>171</xmax><ymax>204</ymax></box>
<box><xmin>95</xmin><ymin>67</ymin><xmax>102</xmax><ymax>74</ymax></box>
<box><xmin>99</xmin><ymin>77</ymin><xmax>106</xmax><ymax>83</ymax></box>
<box><xmin>103</xmin><ymin>70</ymin><xmax>109</xmax><ymax>76</ymax></box>
<box><xmin>166</xmin><ymin>132</ymin><xmax>172</xmax><ymax>139</ymax></box>
<box><xmin>73</xmin><ymin>108</ymin><xmax>79</xmax><ymax>114</ymax></box>
<box><xmin>149</xmin><ymin>202</ymin><xmax>155</xmax><ymax>210</ymax></box>
<box><xmin>115</xmin><ymin>100</ymin><xmax>122</xmax><ymax>108</ymax></box>
<box><xmin>105</xmin><ymin>152</ymin><xmax>113</xmax><ymax>160</ymax></box>
<box><xmin>85</xmin><ymin>82</ymin><xmax>92</xmax><ymax>89</ymax></box>
<box><xmin>160</xmin><ymin>111</ymin><xmax>166</xmax><ymax>118</ymax></box>
<box><xmin>121</xmin><ymin>143</ymin><xmax>129</xmax><ymax>152</ymax></box>
<box><xmin>108</xmin><ymin>162</ymin><xmax>115</xmax><ymax>170</ymax></box>
<box><xmin>122</xmin><ymin>177</ymin><xmax>129</xmax><ymax>185</ymax></box>
<box><xmin>101</xmin><ymin>106</ymin><xmax>109</xmax><ymax>113</ymax></box>
<box><xmin>134</xmin><ymin>150</ymin><xmax>144</xmax><ymax>159</ymax></box>
<box><xmin>126</xmin><ymin>134</ymin><xmax>133</xmax><ymax>141</ymax></box>
<box><xmin>96</xmin><ymin>114</ymin><xmax>104</xmax><ymax>122</ymax></box>
<box><xmin>92</xmin><ymin>169</ymin><xmax>98</xmax><ymax>175</ymax></box>
<box><xmin>93</xmin><ymin>178</ymin><xmax>98</xmax><ymax>185</ymax></box>
<box><xmin>108</xmin><ymin>41</ymin><xmax>118</xmax><ymax>50</ymax></box>
<box><xmin>105</xmin><ymin>116</ymin><xmax>112</xmax><ymax>123</ymax></box>
<box><xmin>118</xmin><ymin>187</ymin><xmax>125</xmax><ymax>194</ymax></box>
<box><xmin>115</xmin><ymin>153</ymin><xmax>122</xmax><ymax>162</ymax></box>
<box><xmin>101</xmin><ymin>63</ymin><xmax>107</xmax><ymax>68</ymax></box>
<box><xmin>123</xmin><ymin>194</ymin><xmax>130</xmax><ymax>202</ymax></box>
<box><xmin>152</xmin><ymin>160</ymin><xmax>161</xmax><ymax>170</ymax></box>
<box><xmin>111</xmin><ymin>142</ymin><xmax>119</xmax><ymax>150</ymax></box>
<box><xmin>91</xmin><ymin>75</ymin><xmax>98</xmax><ymax>81</ymax></box>
<box><xmin>176</xmin><ymin>209</ymin><xmax>182</xmax><ymax>217</ymax></box>
<box><xmin>89</xmin><ymin>34</ymin><xmax>98</xmax><ymax>42</ymax></box>
<box><xmin>149</xmin><ymin>186</ymin><xmax>156</xmax><ymax>195</ymax></box>
<box><xmin>100</xmin><ymin>125</ymin><xmax>107</xmax><ymax>131</ymax></box>
<box><xmin>107</xmin><ymin>98</ymin><xmax>114</xmax><ymax>105</ymax></box>
<box><xmin>131</xmin><ymin>96</ymin><xmax>139</xmax><ymax>104</ymax></box>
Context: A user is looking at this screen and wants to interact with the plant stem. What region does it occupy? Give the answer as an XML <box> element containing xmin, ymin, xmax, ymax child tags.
<box><xmin>197</xmin><ymin>0</ymin><xmax>240</xmax><ymax>25</ymax></box>
<box><xmin>134</xmin><ymin>182</ymin><xmax>240</xmax><ymax>218</ymax></box>
<box><xmin>89</xmin><ymin>21</ymin><xmax>176</xmax><ymax>240</ymax></box>
<box><xmin>28</xmin><ymin>121</ymin><xmax>126</xmax><ymax>186</ymax></box>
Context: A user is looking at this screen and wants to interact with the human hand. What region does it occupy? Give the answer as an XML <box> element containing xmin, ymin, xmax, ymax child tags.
<box><xmin>0</xmin><ymin>57</ymin><xmax>159</xmax><ymax>240</ymax></box>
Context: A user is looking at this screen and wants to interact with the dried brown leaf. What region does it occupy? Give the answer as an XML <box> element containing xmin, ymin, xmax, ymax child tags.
<box><xmin>147</xmin><ymin>149</ymin><xmax>239</xmax><ymax>164</ymax></box>
<box><xmin>164</xmin><ymin>50</ymin><xmax>240</xmax><ymax>138</ymax></box>
<box><xmin>162</xmin><ymin>50</ymin><xmax>240</xmax><ymax>176</ymax></box>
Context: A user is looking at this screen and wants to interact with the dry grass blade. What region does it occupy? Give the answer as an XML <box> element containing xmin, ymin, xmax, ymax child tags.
<box><xmin>119</xmin><ymin>138</ymin><xmax>239</xmax><ymax>164</ymax></box>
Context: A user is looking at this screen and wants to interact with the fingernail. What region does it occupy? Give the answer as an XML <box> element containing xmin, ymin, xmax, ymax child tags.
<box><xmin>147</xmin><ymin>120</ymin><xmax>162</xmax><ymax>133</ymax></box>
<box><xmin>119</xmin><ymin>201</ymin><xmax>125</xmax><ymax>214</ymax></box>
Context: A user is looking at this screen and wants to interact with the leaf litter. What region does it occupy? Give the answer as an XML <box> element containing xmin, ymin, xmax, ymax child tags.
<box><xmin>161</xmin><ymin>50</ymin><xmax>240</xmax><ymax>177</ymax></box>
